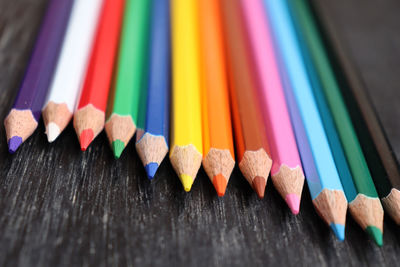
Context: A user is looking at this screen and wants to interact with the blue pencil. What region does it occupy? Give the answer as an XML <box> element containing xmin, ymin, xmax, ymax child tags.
<box><xmin>263</xmin><ymin>0</ymin><xmax>347</xmax><ymax>240</ymax></box>
<box><xmin>136</xmin><ymin>0</ymin><xmax>170</xmax><ymax>180</ymax></box>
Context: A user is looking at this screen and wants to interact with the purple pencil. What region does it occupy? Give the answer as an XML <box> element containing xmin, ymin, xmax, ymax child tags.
<box><xmin>4</xmin><ymin>0</ymin><xmax>74</xmax><ymax>153</ymax></box>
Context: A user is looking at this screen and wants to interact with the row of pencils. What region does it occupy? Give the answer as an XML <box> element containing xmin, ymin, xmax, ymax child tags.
<box><xmin>3</xmin><ymin>0</ymin><xmax>400</xmax><ymax>246</ymax></box>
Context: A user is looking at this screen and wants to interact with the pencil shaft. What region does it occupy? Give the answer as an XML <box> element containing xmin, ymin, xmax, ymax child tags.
<box><xmin>77</xmin><ymin>0</ymin><xmax>124</xmax><ymax>111</ymax></box>
<box><xmin>222</xmin><ymin>0</ymin><xmax>269</xmax><ymax>158</ymax></box>
<box><xmin>170</xmin><ymin>0</ymin><xmax>202</xmax><ymax>150</ymax></box>
<box><xmin>12</xmin><ymin>0</ymin><xmax>73</xmax><ymax>120</ymax></box>
<box><xmin>199</xmin><ymin>0</ymin><xmax>234</xmax><ymax>157</ymax></box>
<box><xmin>45</xmin><ymin>0</ymin><xmax>103</xmax><ymax>113</ymax></box>
<box><xmin>145</xmin><ymin>0</ymin><xmax>170</xmax><ymax>139</ymax></box>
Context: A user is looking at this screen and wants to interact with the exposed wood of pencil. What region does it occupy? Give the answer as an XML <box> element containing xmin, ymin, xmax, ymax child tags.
<box><xmin>221</xmin><ymin>0</ymin><xmax>272</xmax><ymax>198</ymax></box>
<box><xmin>170</xmin><ymin>145</ymin><xmax>203</xmax><ymax>192</ymax></box>
<box><xmin>382</xmin><ymin>189</ymin><xmax>400</xmax><ymax>224</ymax></box>
<box><xmin>310</xmin><ymin>0</ymin><xmax>400</xmax><ymax>225</ymax></box>
<box><xmin>105</xmin><ymin>114</ymin><xmax>136</xmax><ymax>153</ymax></box>
<box><xmin>4</xmin><ymin>109</ymin><xmax>38</xmax><ymax>146</ymax></box>
<box><xmin>73</xmin><ymin>104</ymin><xmax>105</xmax><ymax>151</ymax></box>
<box><xmin>313</xmin><ymin>189</ymin><xmax>347</xmax><ymax>228</ymax></box>
<box><xmin>199</xmin><ymin>0</ymin><xmax>235</xmax><ymax>196</ymax></box>
<box><xmin>349</xmin><ymin>194</ymin><xmax>384</xmax><ymax>231</ymax></box>
<box><xmin>272</xmin><ymin>165</ymin><xmax>304</xmax><ymax>213</ymax></box>
<box><xmin>203</xmin><ymin>149</ymin><xmax>235</xmax><ymax>197</ymax></box>
<box><xmin>136</xmin><ymin>133</ymin><xmax>168</xmax><ymax>173</ymax></box>
<box><xmin>42</xmin><ymin>101</ymin><xmax>72</xmax><ymax>142</ymax></box>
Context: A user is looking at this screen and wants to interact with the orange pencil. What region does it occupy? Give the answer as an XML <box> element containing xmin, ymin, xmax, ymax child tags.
<box><xmin>199</xmin><ymin>0</ymin><xmax>235</xmax><ymax>197</ymax></box>
<box><xmin>221</xmin><ymin>0</ymin><xmax>272</xmax><ymax>198</ymax></box>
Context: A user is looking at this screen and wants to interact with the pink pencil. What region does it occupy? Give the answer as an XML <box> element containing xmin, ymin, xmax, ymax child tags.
<box><xmin>241</xmin><ymin>0</ymin><xmax>305</xmax><ymax>214</ymax></box>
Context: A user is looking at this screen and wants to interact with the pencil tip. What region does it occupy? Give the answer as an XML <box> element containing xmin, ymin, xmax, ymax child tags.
<box><xmin>366</xmin><ymin>226</ymin><xmax>383</xmax><ymax>246</ymax></box>
<box><xmin>112</xmin><ymin>139</ymin><xmax>125</xmax><ymax>159</ymax></box>
<box><xmin>252</xmin><ymin>176</ymin><xmax>266</xmax><ymax>199</ymax></box>
<box><xmin>179</xmin><ymin>174</ymin><xmax>194</xmax><ymax>192</ymax></box>
<box><xmin>286</xmin><ymin>193</ymin><xmax>300</xmax><ymax>215</ymax></box>
<box><xmin>8</xmin><ymin>136</ymin><xmax>22</xmax><ymax>153</ymax></box>
<box><xmin>79</xmin><ymin>129</ymin><xmax>94</xmax><ymax>151</ymax></box>
<box><xmin>213</xmin><ymin>174</ymin><xmax>228</xmax><ymax>197</ymax></box>
<box><xmin>145</xmin><ymin>162</ymin><xmax>159</xmax><ymax>180</ymax></box>
<box><xmin>46</xmin><ymin>122</ymin><xmax>61</xmax><ymax>143</ymax></box>
<box><xmin>330</xmin><ymin>223</ymin><xmax>345</xmax><ymax>241</ymax></box>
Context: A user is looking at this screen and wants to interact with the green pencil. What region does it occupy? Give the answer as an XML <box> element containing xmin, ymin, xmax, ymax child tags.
<box><xmin>288</xmin><ymin>0</ymin><xmax>384</xmax><ymax>246</ymax></box>
<box><xmin>105</xmin><ymin>0</ymin><xmax>151</xmax><ymax>158</ymax></box>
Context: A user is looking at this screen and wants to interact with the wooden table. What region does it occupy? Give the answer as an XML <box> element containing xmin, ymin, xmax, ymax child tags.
<box><xmin>0</xmin><ymin>0</ymin><xmax>399</xmax><ymax>266</ymax></box>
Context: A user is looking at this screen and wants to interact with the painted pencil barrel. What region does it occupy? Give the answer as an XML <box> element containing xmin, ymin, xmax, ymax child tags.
<box><xmin>136</xmin><ymin>0</ymin><xmax>171</xmax><ymax>179</ymax></box>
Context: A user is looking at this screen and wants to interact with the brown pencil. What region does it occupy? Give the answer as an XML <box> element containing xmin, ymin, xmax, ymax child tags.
<box><xmin>221</xmin><ymin>0</ymin><xmax>272</xmax><ymax>198</ymax></box>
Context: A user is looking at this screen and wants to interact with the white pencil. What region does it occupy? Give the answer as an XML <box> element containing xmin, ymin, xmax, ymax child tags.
<box><xmin>42</xmin><ymin>0</ymin><xmax>104</xmax><ymax>142</ymax></box>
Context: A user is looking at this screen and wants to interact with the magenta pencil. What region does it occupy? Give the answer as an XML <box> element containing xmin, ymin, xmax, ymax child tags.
<box><xmin>241</xmin><ymin>0</ymin><xmax>305</xmax><ymax>214</ymax></box>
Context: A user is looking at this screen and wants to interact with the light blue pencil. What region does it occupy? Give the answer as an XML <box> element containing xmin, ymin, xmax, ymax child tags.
<box><xmin>263</xmin><ymin>0</ymin><xmax>348</xmax><ymax>240</ymax></box>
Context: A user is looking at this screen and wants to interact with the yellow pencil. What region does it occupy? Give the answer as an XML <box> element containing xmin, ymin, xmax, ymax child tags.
<box><xmin>170</xmin><ymin>0</ymin><xmax>203</xmax><ymax>192</ymax></box>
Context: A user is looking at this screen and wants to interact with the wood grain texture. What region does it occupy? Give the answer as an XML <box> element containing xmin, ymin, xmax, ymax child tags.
<box><xmin>0</xmin><ymin>0</ymin><xmax>399</xmax><ymax>266</ymax></box>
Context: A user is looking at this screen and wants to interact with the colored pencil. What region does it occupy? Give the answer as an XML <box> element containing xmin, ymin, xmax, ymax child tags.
<box><xmin>289</xmin><ymin>0</ymin><xmax>383</xmax><ymax>246</ymax></box>
<box><xmin>199</xmin><ymin>0</ymin><xmax>235</xmax><ymax>197</ymax></box>
<box><xmin>73</xmin><ymin>0</ymin><xmax>124</xmax><ymax>151</ymax></box>
<box><xmin>170</xmin><ymin>0</ymin><xmax>203</xmax><ymax>192</ymax></box>
<box><xmin>42</xmin><ymin>0</ymin><xmax>103</xmax><ymax>143</ymax></box>
<box><xmin>310</xmin><ymin>0</ymin><xmax>400</xmax><ymax>225</ymax></box>
<box><xmin>105</xmin><ymin>0</ymin><xmax>151</xmax><ymax>158</ymax></box>
<box><xmin>136</xmin><ymin>0</ymin><xmax>170</xmax><ymax>180</ymax></box>
<box><xmin>4</xmin><ymin>0</ymin><xmax>73</xmax><ymax>153</ymax></box>
<box><xmin>222</xmin><ymin>0</ymin><xmax>272</xmax><ymax>199</ymax></box>
<box><xmin>241</xmin><ymin>0</ymin><xmax>304</xmax><ymax>212</ymax></box>
<box><xmin>263</xmin><ymin>0</ymin><xmax>347</xmax><ymax>240</ymax></box>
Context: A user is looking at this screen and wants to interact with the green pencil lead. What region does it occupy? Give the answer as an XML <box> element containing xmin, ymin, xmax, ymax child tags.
<box><xmin>366</xmin><ymin>226</ymin><xmax>383</xmax><ymax>247</ymax></box>
<box><xmin>112</xmin><ymin>139</ymin><xmax>125</xmax><ymax>159</ymax></box>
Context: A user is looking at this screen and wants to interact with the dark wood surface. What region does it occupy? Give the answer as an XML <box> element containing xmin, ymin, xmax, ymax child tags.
<box><xmin>0</xmin><ymin>0</ymin><xmax>399</xmax><ymax>266</ymax></box>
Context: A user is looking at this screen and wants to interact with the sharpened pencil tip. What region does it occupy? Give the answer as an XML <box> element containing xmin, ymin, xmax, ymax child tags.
<box><xmin>212</xmin><ymin>174</ymin><xmax>228</xmax><ymax>197</ymax></box>
<box><xmin>286</xmin><ymin>193</ymin><xmax>300</xmax><ymax>215</ymax></box>
<box><xmin>179</xmin><ymin>174</ymin><xmax>194</xmax><ymax>192</ymax></box>
<box><xmin>366</xmin><ymin>226</ymin><xmax>383</xmax><ymax>246</ymax></box>
<box><xmin>46</xmin><ymin>122</ymin><xmax>61</xmax><ymax>143</ymax></box>
<box><xmin>330</xmin><ymin>223</ymin><xmax>345</xmax><ymax>241</ymax></box>
<box><xmin>79</xmin><ymin>129</ymin><xmax>94</xmax><ymax>151</ymax></box>
<box><xmin>8</xmin><ymin>136</ymin><xmax>22</xmax><ymax>154</ymax></box>
<box><xmin>112</xmin><ymin>139</ymin><xmax>125</xmax><ymax>159</ymax></box>
<box><xmin>252</xmin><ymin>176</ymin><xmax>266</xmax><ymax>199</ymax></box>
<box><xmin>145</xmin><ymin>162</ymin><xmax>159</xmax><ymax>180</ymax></box>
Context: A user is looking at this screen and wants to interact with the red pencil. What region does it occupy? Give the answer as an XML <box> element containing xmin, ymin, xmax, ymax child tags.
<box><xmin>73</xmin><ymin>0</ymin><xmax>124</xmax><ymax>151</ymax></box>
